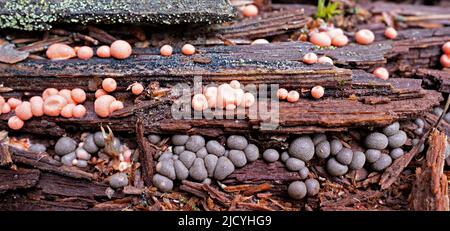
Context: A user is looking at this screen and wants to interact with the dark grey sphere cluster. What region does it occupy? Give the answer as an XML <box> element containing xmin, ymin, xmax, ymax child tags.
<box><xmin>152</xmin><ymin>134</ymin><xmax>260</xmax><ymax>192</ymax></box>
<box><xmin>287</xmin><ymin>178</ymin><xmax>320</xmax><ymax>199</ymax></box>
<box><xmin>54</xmin><ymin>132</ymin><xmax>121</xmax><ymax>168</ymax></box>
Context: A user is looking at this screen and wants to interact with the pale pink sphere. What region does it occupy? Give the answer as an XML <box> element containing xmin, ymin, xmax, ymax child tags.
<box><xmin>181</xmin><ymin>44</ymin><xmax>196</xmax><ymax>56</ymax></box>
<box><xmin>77</xmin><ymin>46</ymin><xmax>94</xmax><ymax>60</ymax></box>
<box><xmin>243</xmin><ymin>4</ymin><xmax>259</xmax><ymax>17</ymax></box>
<box><xmin>58</xmin><ymin>89</ymin><xmax>76</xmax><ymax>104</ymax></box>
<box><xmin>440</xmin><ymin>54</ymin><xmax>450</xmax><ymax>68</ymax></box>
<box><xmin>72</xmin><ymin>105</ymin><xmax>87</xmax><ymax>118</ymax></box>
<box><xmin>102</xmin><ymin>78</ymin><xmax>117</xmax><ymax>92</ymax></box>
<box><xmin>8</xmin><ymin>116</ymin><xmax>24</xmax><ymax>130</ymax></box>
<box><xmin>332</xmin><ymin>34</ymin><xmax>349</xmax><ymax>47</ymax></box>
<box><xmin>95</xmin><ymin>89</ymin><xmax>108</xmax><ymax>98</ymax></box>
<box><xmin>384</xmin><ymin>27</ymin><xmax>398</xmax><ymax>40</ymax></box>
<box><xmin>234</xmin><ymin>88</ymin><xmax>245</xmax><ymax>106</ymax></box>
<box><xmin>15</xmin><ymin>101</ymin><xmax>33</xmax><ymax>121</ymax></box>
<box><xmin>287</xmin><ymin>91</ymin><xmax>300</xmax><ymax>103</ymax></box>
<box><xmin>311</xmin><ymin>86</ymin><xmax>325</xmax><ymax>99</ymax></box>
<box><xmin>30</xmin><ymin>96</ymin><xmax>44</xmax><ymax>117</ymax></box>
<box><xmin>160</xmin><ymin>45</ymin><xmax>173</xmax><ymax>57</ymax></box>
<box><xmin>216</xmin><ymin>84</ymin><xmax>236</xmax><ymax>108</ymax></box>
<box><xmin>355</xmin><ymin>29</ymin><xmax>375</xmax><ymax>45</ymax></box>
<box><xmin>326</xmin><ymin>28</ymin><xmax>344</xmax><ymax>39</ymax></box>
<box><xmin>131</xmin><ymin>83</ymin><xmax>144</xmax><ymax>95</ymax></box>
<box><xmin>251</xmin><ymin>39</ymin><xmax>269</xmax><ymax>45</ymax></box>
<box><xmin>310</xmin><ymin>32</ymin><xmax>332</xmax><ymax>47</ymax></box>
<box><xmin>242</xmin><ymin>92</ymin><xmax>255</xmax><ymax>108</ymax></box>
<box><xmin>7</xmin><ymin>98</ymin><xmax>22</xmax><ymax>109</ymax></box>
<box><xmin>109</xmin><ymin>100</ymin><xmax>124</xmax><ymax>113</ymax></box>
<box><xmin>303</xmin><ymin>53</ymin><xmax>318</xmax><ymax>64</ymax></box>
<box><xmin>192</xmin><ymin>94</ymin><xmax>208</xmax><ymax>111</ymax></box>
<box><xmin>42</xmin><ymin>88</ymin><xmax>59</xmax><ymax>100</ymax></box>
<box><xmin>2</xmin><ymin>103</ymin><xmax>11</xmax><ymax>114</ymax></box>
<box><xmin>230</xmin><ymin>80</ymin><xmax>241</xmax><ymax>89</ymax></box>
<box><xmin>46</xmin><ymin>43</ymin><xmax>76</xmax><ymax>60</ymax></box>
<box><xmin>443</xmin><ymin>42</ymin><xmax>450</xmax><ymax>55</ymax></box>
<box><xmin>318</xmin><ymin>56</ymin><xmax>333</xmax><ymax>65</ymax></box>
<box><xmin>0</xmin><ymin>96</ymin><xmax>4</xmax><ymax>106</ymax></box>
<box><xmin>60</xmin><ymin>104</ymin><xmax>75</xmax><ymax>118</ymax></box>
<box><xmin>94</xmin><ymin>95</ymin><xmax>116</xmax><ymax>117</ymax></box>
<box><xmin>71</xmin><ymin>88</ymin><xmax>86</xmax><ymax>104</ymax></box>
<box><xmin>43</xmin><ymin>95</ymin><xmax>67</xmax><ymax>116</ymax></box>
<box><xmin>110</xmin><ymin>40</ymin><xmax>132</xmax><ymax>59</ymax></box>
<box><xmin>96</xmin><ymin>45</ymin><xmax>111</xmax><ymax>58</ymax></box>
<box><xmin>204</xmin><ymin>86</ymin><xmax>218</xmax><ymax>108</ymax></box>
<box><xmin>226</xmin><ymin>103</ymin><xmax>237</xmax><ymax>110</ymax></box>
<box><xmin>373</xmin><ymin>67</ymin><xmax>389</xmax><ymax>80</ymax></box>
<box><xmin>277</xmin><ymin>88</ymin><xmax>288</xmax><ymax>100</ymax></box>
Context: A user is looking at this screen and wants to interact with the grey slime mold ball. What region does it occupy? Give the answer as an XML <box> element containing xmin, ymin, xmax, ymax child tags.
<box><xmin>285</xmin><ymin>158</ymin><xmax>305</xmax><ymax>171</ymax></box>
<box><xmin>263</xmin><ymin>149</ymin><xmax>279</xmax><ymax>163</ymax></box>
<box><xmin>289</xmin><ymin>136</ymin><xmax>314</xmax><ymax>161</ymax></box>
<box><xmin>349</xmin><ymin>151</ymin><xmax>365</xmax><ymax>170</ymax></box>
<box><xmin>315</xmin><ymin>140</ymin><xmax>330</xmax><ymax>159</ymax></box>
<box><xmin>174</xmin><ymin>160</ymin><xmax>189</xmax><ymax>180</ymax></box>
<box><xmin>156</xmin><ymin>159</ymin><xmax>176</xmax><ymax>180</ymax></box>
<box><xmin>383</xmin><ymin>122</ymin><xmax>400</xmax><ymax>136</ymax></box>
<box><xmin>179</xmin><ymin>151</ymin><xmax>196</xmax><ymax>168</ymax></box>
<box><xmin>336</xmin><ymin>148</ymin><xmax>353</xmax><ymax>165</ymax></box>
<box><xmin>152</xmin><ymin>174</ymin><xmax>173</xmax><ymax>192</ymax></box>
<box><xmin>206</xmin><ymin>140</ymin><xmax>225</xmax><ymax>156</ymax></box>
<box><xmin>226</xmin><ymin>135</ymin><xmax>248</xmax><ymax>150</ymax></box>
<box><xmin>55</xmin><ymin>137</ymin><xmax>77</xmax><ymax>156</ymax></box>
<box><xmin>305</xmin><ymin>179</ymin><xmax>320</xmax><ymax>196</ymax></box>
<box><xmin>372</xmin><ymin>154</ymin><xmax>392</xmax><ymax>171</ymax></box>
<box><xmin>364</xmin><ymin>132</ymin><xmax>388</xmax><ymax>150</ymax></box>
<box><xmin>298</xmin><ymin>167</ymin><xmax>309</xmax><ymax>180</ymax></box>
<box><xmin>326</xmin><ymin>158</ymin><xmax>348</xmax><ymax>176</ymax></box>
<box><xmin>288</xmin><ymin>181</ymin><xmax>307</xmax><ymax>199</ymax></box>
<box><xmin>213</xmin><ymin>157</ymin><xmax>235</xmax><ymax>180</ymax></box>
<box><xmin>229</xmin><ymin>150</ymin><xmax>247</xmax><ymax>167</ymax></box>
<box><xmin>185</xmin><ymin>135</ymin><xmax>205</xmax><ymax>152</ymax></box>
<box><xmin>390</xmin><ymin>148</ymin><xmax>404</xmax><ymax>159</ymax></box>
<box><xmin>93</xmin><ymin>132</ymin><xmax>105</xmax><ymax>148</ymax></box>
<box><xmin>172</xmin><ymin>135</ymin><xmax>189</xmax><ymax>146</ymax></box>
<box><xmin>388</xmin><ymin>131</ymin><xmax>407</xmax><ymax>148</ymax></box>
<box><xmin>365</xmin><ymin>149</ymin><xmax>381</xmax><ymax>163</ymax></box>
<box><xmin>330</xmin><ymin>139</ymin><xmax>343</xmax><ymax>155</ymax></box>
<box><xmin>148</xmin><ymin>134</ymin><xmax>161</xmax><ymax>144</ymax></box>
<box><xmin>83</xmin><ymin>134</ymin><xmax>99</xmax><ymax>153</ymax></box>
<box><xmin>109</xmin><ymin>173</ymin><xmax>128</xmax><ymax>189</ymax></box>
<box><xmin>244</xmin><ymin>144</ymin><xmax>259</xmax><ymax>162</ymax></box>
<box><xmin>189</xmin><ymin>158</ymin><xmax>208</xmax><ymax>181</ymax></box>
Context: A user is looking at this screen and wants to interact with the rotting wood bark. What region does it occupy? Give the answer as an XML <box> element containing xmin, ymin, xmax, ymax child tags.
<box><xmin>0</xmin><ymin>168</ymin><xmax>40</xmax><ymax>194</ymax></box>
<box><xmin>136</xmin><ymin>117</ymin><xmax>156</xmax><ymax>186</ymax></box>
<box><xmin>0</xmin><ymin>0</ymin><xmax>235</xmax><ymax>31</ymax></box>
<box><xmin>9</xmin><ymin>146</ymin><xmax>94</xmax><ymax>180</ymax></box>
<box><xmin>409</xmin><ymin>129</ymin><xmax>449</xmax><ymax>211</ymax></box>
<box><xmin>0</xmin><ymin>143</ymin><xmax>13</xmax><ymax>168</ymax></box>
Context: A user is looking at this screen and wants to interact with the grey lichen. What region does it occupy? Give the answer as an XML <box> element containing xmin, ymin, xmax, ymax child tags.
<box><xmin>0</xmin><ymin>0</ymin><xmax>235</xmax><ymax>31</ymax></box>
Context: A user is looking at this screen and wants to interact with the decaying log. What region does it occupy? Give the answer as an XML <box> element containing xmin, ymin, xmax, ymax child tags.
<box><xmin>416</xmin><ymin>68</ymin><xmax>450</xmax><ymax>94</ymax></box>
<box><xmin>222</xmin><ymin>160</ymin><xmax>300</xmax><ymax>195</ymax></box>
<box><xmin>36</xmin><ymin>172</ymin><xmax>123</xmax><ymax>199</ymax></box>
<box><xmin>0</xmin><ymin>0</ymin><xmax>235</xmax><ymax>31</ymax></box>
<box><xmin>0</xmin><ymin>194</ymin><xmax>91</xmax><ymax>211</ymax></box>
<box><xmin>210</xmin><ymin>8</ymin><xmax>309</xmax><ymax>40</ymax></box>
<box><xmin>0</xmin><ymin>168</ymin><xmax>40</xmax><ymax>194</ymax></box>
<box><xmin>409</xmin><ymin>129</ymin><xmax>449</xmax><ymax>211</ymax></box>
<box><xmin>9</xmin><ymin>147</ymin><xmax>94</xmax><ymax>180</ymax></box>
<box><xmin>136</xmin><ymin>118</ymin><xmax>156</xmax><ymax>186</ymax></box>
<box><xmin>0</xmin><ymin>143</ymin><xmax>13</xmax><ymax>168</ymax></box>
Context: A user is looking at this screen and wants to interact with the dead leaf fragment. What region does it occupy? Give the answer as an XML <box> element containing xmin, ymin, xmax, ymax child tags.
<box><xmin>0</xmin><ymin>43</ymin><xmax>29</xmax><ymax>64</ymax></box>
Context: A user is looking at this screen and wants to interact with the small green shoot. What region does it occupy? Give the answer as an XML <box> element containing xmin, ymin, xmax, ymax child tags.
<box><xmin>315</xmin><ymin>0</ymin><xmax>342</xmax><ymax>21</ymax></box>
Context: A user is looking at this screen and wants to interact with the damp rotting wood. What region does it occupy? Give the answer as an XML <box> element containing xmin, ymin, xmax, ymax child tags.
<box><xmin>409</xmin><ymin>129</ymin><xmax>449</xmax><ymax>211</ymax></box>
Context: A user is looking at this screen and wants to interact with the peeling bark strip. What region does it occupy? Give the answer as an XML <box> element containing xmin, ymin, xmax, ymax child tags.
<box><xmin>409</xmin><ymin>129</ymin><xmax>449</xmax><ymax>211</ymax></box>
<box><xmin>136</xmin><ymin>118</ymin><xmax>156</xmax><ymax>186</ymax></box>
<box><xmin>0</xmin><ymin>144</ymin><xmax>13</xmax><ymax>167</ymax></box>
<box><xmin>9</xmin><ymin>147</ymin><xmax>93</xmax><ymax>180</ymax></box>
<box><xmin>0</xmin><ymin>168</ymin><xmax>40</xmax><ymax>194</ymax></box>
<box><xmin>0</xmin><ymin>0</ymin><xmax>235</xmax><ymax>31</ymax></box>
<box><xmin>211</xmin><ymin>8</ymin><xmax>309</xmax><ymax>39</ymax></box>
<box><xmin>416</xmin><ymin>68</ymin><xmax>450</xmax><ymax>94</ymax></box>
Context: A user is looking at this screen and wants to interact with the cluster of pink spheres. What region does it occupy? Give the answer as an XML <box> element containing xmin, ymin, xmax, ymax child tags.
<box><xmin>440</xmin><ymin>41</ymin><xmax>450</xmax><ymax>68</ymax></box>
<box><xmin>94</xmin><ymin>78</ymin><xmax>125</xmax><ymax>118</ymax></box>
<box><xmin>160</xmin><ymin>44</ymin><xmax>196</xmax><ymax>57</ymax></box>
<box><xmin>191</xmin><ymin>80</ymin><xmax>255</xmax><ymax>111</ymax></box>
<box><xmin>2</xmin><ymin>88</ymin><xmax>87</xmax><ymax>130</ymax></box>
<box><xmin>309</xmin><ymin>27</ymin><xmax>397</xmax><ymax>48</ymax></box>
<box><xmin>303</xmin><ymin>53</ymin><xmax>334</xmax><ymax>65</ymax></box>
<box><xmin>46</xmin><ymin>40</ymin><xmax>132</xmax><ymax>60</ymax></box>
<box><xmin>277</xmin><ymin>86</ymin><xmax>325</xmax><ymax>103</ymax></box>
